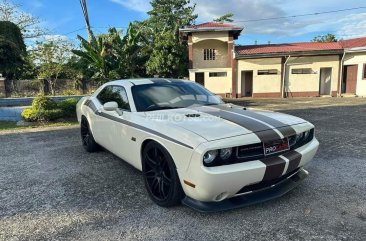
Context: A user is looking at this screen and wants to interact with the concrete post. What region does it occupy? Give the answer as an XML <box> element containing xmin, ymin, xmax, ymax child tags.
<box><xmin>0</xmin><ymin>75</ymin><xmax>6</xmax><ymax>98</ymax></box>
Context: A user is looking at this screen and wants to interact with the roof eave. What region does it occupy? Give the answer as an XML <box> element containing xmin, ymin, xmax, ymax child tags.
<box><xmin>179</xmin><ymin>27</ymin><xmax>243</xmax><ymax>33</ymax></box>
<box><xmin>235</xmin><ymin>49</ymin><xmax>344</xmax><ymax>59</ymax></box>
<box><xmin>345</xmin><ymin>47</ymin><xmax>366</xmax><ymax>52</ymax></box>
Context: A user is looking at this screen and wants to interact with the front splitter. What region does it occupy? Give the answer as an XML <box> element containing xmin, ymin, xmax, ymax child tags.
<box><xmin>182</xmin><ymin>168</ymin><xmax>309</xmax><ymax>212</ymax></box>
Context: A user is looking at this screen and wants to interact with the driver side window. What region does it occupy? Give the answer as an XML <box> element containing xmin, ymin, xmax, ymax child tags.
<box><xmin>97</xmin><ymin>86</ymin><xmax>131</xmax><ymax>111</ymax></box>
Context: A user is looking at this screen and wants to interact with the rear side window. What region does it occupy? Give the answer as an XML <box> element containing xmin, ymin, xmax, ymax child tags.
<box><xmin>97</xmin><ymin>86</ymin><xmax>130</xmax><ymax>111</ymax></box>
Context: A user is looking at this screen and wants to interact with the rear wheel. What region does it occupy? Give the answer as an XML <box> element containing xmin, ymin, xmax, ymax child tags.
<box><xmin>142</xmin><ymin>141</ymin><xmax>184</xmax><ymax>207</ymax></box>
<box><xmin>80</xmin><ymin>117</ymin><xmax>101</xmax><ymax>152</ymax></box>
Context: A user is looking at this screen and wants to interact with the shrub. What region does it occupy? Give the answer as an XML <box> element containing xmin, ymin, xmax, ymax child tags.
<box><xmin>57</xmin><ymin>98</ymin><xmax>78</xmax><ymax>118</ymax></box>
<box><xmin>21</xmin><ymin>108</ymin><xmax>63</xmax><ymax>122</ymax></box>
<box><xmin>21</xmin><ymin>108</ymin><xmax>37</xmax><ymax>122</ymax></box>
<box><xmin>21</xmin><ymin>95</ymin><xmax>63</xmax><ymax>122</ymax></box>
<box><xmin>32</xmin><ymin>95</ymin><xmax>57</xmax><ymax>110</ymax></box>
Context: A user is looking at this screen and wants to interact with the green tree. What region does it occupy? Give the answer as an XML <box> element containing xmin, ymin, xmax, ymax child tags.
<box><xmin>31</xmin><ymin>40</ymin><xmax>73</xmax><ymax>96</ymax></box>
<box><xmin>144</xmin><ymin>0</ymin><xmax>197</xmax><ymax>78</ymax></box>
<box><xmin>73</xmin><ymin>23</ymin><xmax>145</xmax><ymax>84</ymax></box>
<box><xmin>0</xmin><ymin>21</ymin><xmax>26</xmax><ymax>93</ymax></box>
<box><xmin>0</xmin><ymin>0</ymin><xmax>47</xmax><ymax>39</ymax></box>
<box><xmin>213</xmin><ymin>13</ymin><xmax>234</xmax><ymax>23</ymax></box>
<box><xmin>73</xmin><ymin>33</ymin><xmax>117</xmax><ymax>83</ymax></box>
<box><xmin>312</xmin><ymin>33</ymin><xmax>338</xmax><ymax>43</ymax></box>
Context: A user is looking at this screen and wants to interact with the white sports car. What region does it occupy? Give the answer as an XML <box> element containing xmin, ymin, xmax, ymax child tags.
<box><xmin>76</xmin><ymin>78</ymin><xmax>319</xmax><ymax>212</ymax></box>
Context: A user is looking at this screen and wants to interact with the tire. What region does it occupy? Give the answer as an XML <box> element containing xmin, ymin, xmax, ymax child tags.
<box><xmin>142</xmin><ymin>141</ymin><xmax>184</xmax><ymax>207</ymax></box>
<box><xmin>80</xmin><ymin>117</ymin><xmax>101</xmax><ymax>152</ymax></box>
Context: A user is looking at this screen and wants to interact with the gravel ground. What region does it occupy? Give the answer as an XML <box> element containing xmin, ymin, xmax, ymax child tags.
<box><xmin>0</xmin><ymin>98</ymin><xmax>365</xmax><ymax>241</ymax></box>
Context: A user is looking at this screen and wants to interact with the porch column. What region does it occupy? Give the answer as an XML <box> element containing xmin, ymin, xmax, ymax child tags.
<box><xmin>0</xmin><ymin>76</ymin><xmax>5</xmax><ymax>98</ymax></box>
<box><xmin>188</xmin><ymin>34</ymin><xmax>193</xmax><ymax>69</ymax></box>
<box><xmin>232</xmin><ymin>59</ymin><xmax>238</xmax><ymax>98</ymax></box>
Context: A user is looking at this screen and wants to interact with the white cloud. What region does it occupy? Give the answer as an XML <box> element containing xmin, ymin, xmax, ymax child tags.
<box><xmin>43</xmin><ymin>34</ymin><xmax>69</xmax><ymax>42</ymax></box>
<box><xmin>336</xmin><ymin>13</ymin><xmax>366</xmax><ymax>39</ymax></box>
<box><xmin>110</xmin><ymin>0</ymin><xmax>366</xmax><ymax>38</ymax></box>
<box><xmin>191</xmin><ymin>0</ymin><xmax>366</xmax><ymax>37</ymax></box>
<box><xmin>110</xmin><ymin>0</ymin><xmax>151</xmax><ymax>13</ymax></box>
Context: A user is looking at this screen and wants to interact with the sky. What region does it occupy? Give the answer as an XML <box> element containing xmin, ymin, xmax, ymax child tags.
<box><xmin>16</xmin><ymin>0</ymin><xmax>366</xmax><ymax>46</ymax></box>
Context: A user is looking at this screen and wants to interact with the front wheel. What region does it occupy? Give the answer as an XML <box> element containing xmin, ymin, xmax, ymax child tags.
<box><xmin>142</xmin><ymin>142</ymin><xmax>184</xmax><ymax>207</ymax></box>
<box><xmin>80</xmin><ymin>117</ymin><xmax>101</xmax><ymax>152</ymax></box>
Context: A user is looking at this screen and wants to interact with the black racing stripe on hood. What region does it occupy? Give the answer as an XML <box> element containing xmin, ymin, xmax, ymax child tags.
<box><xmin>282</xmin><ymin>150</ymin><xmax>302</xmax><ymax>174</ymax></box>
<box><xmin>196</xmin><ymin>107</ymin><xmax>282</xmax><ymax>142</ymax></box>
<box><xmin>211</xmin><ymin>105</ymin><xmax>297</xmax><ymax>137</ymax></box>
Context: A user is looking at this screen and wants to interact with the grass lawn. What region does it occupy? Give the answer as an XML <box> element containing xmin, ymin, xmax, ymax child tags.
<box><xmin>0</xmin><ymin>120</ymin><xmax>78</xmax><ymax>131</ymax></box>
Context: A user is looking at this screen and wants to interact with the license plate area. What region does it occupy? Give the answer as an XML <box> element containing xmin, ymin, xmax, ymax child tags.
<box><xmin>263</xmin><ymin>138</ymin><xmax>290</xmax><ymax>156</ymax></box>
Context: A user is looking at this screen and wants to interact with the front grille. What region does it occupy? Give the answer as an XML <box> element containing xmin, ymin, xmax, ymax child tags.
<box><xmin>236</xmin><ymin>168</ymin><xmax>300</xmax><ymax>195</ymax></box>
<box><xmin>236</xmin><ymin>143</ymin><xmax>264</xmax><ymax>160</ymax></box>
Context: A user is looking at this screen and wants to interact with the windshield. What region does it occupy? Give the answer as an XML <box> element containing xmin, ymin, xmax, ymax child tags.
<box><xmin>131</xmin><ymin>81</ymin><xmax>224</xmax><ymax>112</ymax></box>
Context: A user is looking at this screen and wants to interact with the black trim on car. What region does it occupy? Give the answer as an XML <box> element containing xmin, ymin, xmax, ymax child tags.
<box><xmin>182</xmin><ymin>168</ymin><xmax>309</xmax><ymax>212</ymax></box>
<box><xmin>83</xmin><ymin>100</ymin><xmax>194</xmax><ymax>149</ymax></box>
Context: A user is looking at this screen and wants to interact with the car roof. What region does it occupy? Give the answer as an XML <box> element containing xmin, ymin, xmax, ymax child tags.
<box><xmin>108</xmin><ymin>78</ymin><xmax>191</xmax><ymax>86</ymax></box>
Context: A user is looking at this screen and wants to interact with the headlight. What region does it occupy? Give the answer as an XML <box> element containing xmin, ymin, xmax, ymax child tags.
<box><xmin>220</xmin><ymin>148</ymin><xmax>232</xmax><ymax>160</ymax></box>
<box><xmin>203</xmin><ymin>150</ymin><xmax>218</xmax><ymax>164</ymax></box>
<box><xmin>289</xmin><ymin>129</ymin><xmax>314</xmax><ymax>149</ymax></box>
<box><xmin>303</xmin><ymin>129</ymin><xmax>311</xmax><ymax>140</ymax></box>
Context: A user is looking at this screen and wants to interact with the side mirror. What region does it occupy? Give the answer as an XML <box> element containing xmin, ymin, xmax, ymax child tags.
<box><xmin>103</xmin><ymin>101</ymin><xmax>118</xmax><ymax>111</ymax></box>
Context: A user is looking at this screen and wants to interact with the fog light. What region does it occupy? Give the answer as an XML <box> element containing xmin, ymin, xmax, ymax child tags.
<box><xmin>215</xmin><ymin>192</ymin><xmax>228</xmax><ymax>201</ymax></box>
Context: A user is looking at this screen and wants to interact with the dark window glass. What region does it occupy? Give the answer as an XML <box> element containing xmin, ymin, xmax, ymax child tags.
<box><xmin>97</xmin><ymin>86</ymin><xmax>130</xmax><ymax>111</ymax></box>
<box><xmin>131</xmin><ymin>81</ymin><xmax>223</xmax><ymax>112</ymax></box>
<box><xmin>291</xmin><ymin>68</ymin><xmax>313</xmax><ymax>74</ymax></box>
<box><xmin>258</xmin><ymin>69</ymin><xmax>278</xmax><ymax>75</ymax></box>
<box><xmin>363</xmin><ymin>64</ymin><xmax>366</xmax><ymax>79</ymax></box>
<box><xmin>209</xmin><ymin>72</ymin><xmax>227</xmax><ymax>77</ymax></box>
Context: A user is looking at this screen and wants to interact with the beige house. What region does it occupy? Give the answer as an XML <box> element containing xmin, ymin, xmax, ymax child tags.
<box><xmin>180</xmin><ymin>22</ymin><xmax>366</xmax><ymax>98</ymax></box>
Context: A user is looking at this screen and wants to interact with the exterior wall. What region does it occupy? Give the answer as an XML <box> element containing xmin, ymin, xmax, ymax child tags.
<box><xmin>189</xmin><ymin>68</ymin><xmax>232</xmax><ymax>95</ymax></box>
<box><xmin>192</xmin><ymin>40</ymin><xmax>228</xmax><ymax>69</ymax></box>
<box><xmin>192</xmin><ymin>32</ymin><xmax>229</xmax><ymax>43</ymax></box>
<box><xmin>237</xmin><ymin>58</ymin><xmax>282</xmax><ymax>97</ymax></box>
<box><xmin>286</xmin><ymin>55</ymin><xmax>340</xmax><ymax>97</ymax></box>
<box><xmin>343</xmin><ymin>52</ymin><xmax>366</xmax><ymax>96</ymax></box>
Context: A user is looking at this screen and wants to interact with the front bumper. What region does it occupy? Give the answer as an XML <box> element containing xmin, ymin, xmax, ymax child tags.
<box><xmin>178</xmin><ymin>137</ymin><xmax>319</xmax><ymax>203</ymax></box>
<box><xmin>182</xmin><ymin>168</ymin><xmax>309</xmax><ymax>212</ymax></box>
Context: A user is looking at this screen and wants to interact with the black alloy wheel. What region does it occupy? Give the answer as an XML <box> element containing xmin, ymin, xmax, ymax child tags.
<box><xmin>142</xmin><ymin>141</ymin><xmax>184</xmax><ymax>207</ymax></box>
<box><xmin>80</xmin><ymin>117</ymin><xmax>100</xmax><ymax>152</ymax></box>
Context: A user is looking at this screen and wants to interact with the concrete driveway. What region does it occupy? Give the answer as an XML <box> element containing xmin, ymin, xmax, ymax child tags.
<box><xmin>0</xmin><ymin>98</ymin><xmax>365</xmax><ymax>241</ymax></box>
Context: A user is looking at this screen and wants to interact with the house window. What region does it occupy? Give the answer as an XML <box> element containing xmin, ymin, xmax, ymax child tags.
<box><xmin>209</xmin><ymin>72</ymin><xmax>227</xmax><ymax>77</ymax></box>
<box><xmin>363</xmin><ymin>64</ymin><xmax>366</xmax><ymax>79</ymax></box>
<box><xmin>291</xmin><ymin>68</ymin><xmax>313</xmax><ymax>74</ymax></box>
<box><xmin>204</xmin><ymin>49</ymin><xmax>216</xmax><ymax>60</ymax></box>
<box><xmin>258</xmin><ymin>69</ymin><xmax>278</xmax><ymax>75</ymax></box>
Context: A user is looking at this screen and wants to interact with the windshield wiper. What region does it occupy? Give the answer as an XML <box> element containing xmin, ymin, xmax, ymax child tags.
<box><xmin>203</xmin><ymin>103</ymin><xmax>220</xmax><ymax>106</ymax></box>
<box><xmin>144</xmin><ymin>106</ymin><xmax>183</xmax><ymax>111</ymax></box>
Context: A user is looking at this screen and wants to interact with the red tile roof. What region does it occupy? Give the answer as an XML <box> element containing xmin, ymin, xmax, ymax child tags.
<box><xmin>235</xmin><ymin>37</ymin><xmax>366</xmax><ymax>56</ymax></box>
<box><xmin>339</xmin><ymin>37</ymin><xmax>366</xmax><ymax>48</ymax></box>
<box><xmin>190</xmin><ymin>22</ymin><xmax>241</xmax><ymax>29</ymax></box>
<box><xmin>235</xmin><ymin>42</ymin><xmax>343</xmax><ymax>55</ymax></box>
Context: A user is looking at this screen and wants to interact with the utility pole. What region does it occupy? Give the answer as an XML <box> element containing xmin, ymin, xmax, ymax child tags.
<box><xmin>79</xmin><ymin>0</ymin><xmax>95</xmax><ymax>43</ymax></box>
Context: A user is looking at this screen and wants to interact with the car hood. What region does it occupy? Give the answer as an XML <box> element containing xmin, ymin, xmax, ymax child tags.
<box><xmin>145</xmin><ymin>104</ymin><xmax>308</xmax><ymax>141</ymax></box>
